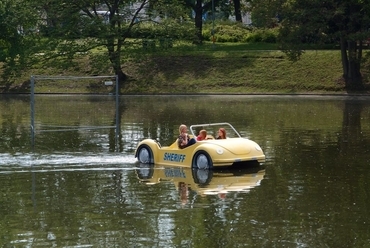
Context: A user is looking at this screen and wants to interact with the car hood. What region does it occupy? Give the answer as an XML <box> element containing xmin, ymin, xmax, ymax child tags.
<box><xmin>203</xmin><ymin>138</ymin><xmax>259</xmax><ymax>155</ymax></box>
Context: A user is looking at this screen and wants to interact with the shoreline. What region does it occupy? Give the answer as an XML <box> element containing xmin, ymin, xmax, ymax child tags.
<box><xmin>2</xmin><ymin>92</ymin><xmax>370</xmax><ymax>97</ymax></box>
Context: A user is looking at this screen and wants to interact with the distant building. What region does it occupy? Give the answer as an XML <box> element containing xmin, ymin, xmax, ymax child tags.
<box><xmin>229</xmin><ymin>12</ymin><xmax>252</xmax><ymax>25</ymax></box>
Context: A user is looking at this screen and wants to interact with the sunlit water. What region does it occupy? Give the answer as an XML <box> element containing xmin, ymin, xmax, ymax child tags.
<box><xmin>1</xmin><ymin>95</ymin><xmax>370</xmax><ymax>247</ymax></box>
<box><xmin>0</xmin><ymin>153</ymin><xmax>136</xmax><ymax>173</ymax></box>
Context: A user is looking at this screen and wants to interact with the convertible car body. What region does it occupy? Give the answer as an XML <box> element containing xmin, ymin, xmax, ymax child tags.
<box><xmin>135</xmin><ymin>122</ymin><xmax>265</xmax><ymax>169</ymax></box>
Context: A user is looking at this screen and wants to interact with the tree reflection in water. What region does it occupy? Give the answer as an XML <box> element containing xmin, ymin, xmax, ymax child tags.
<box><xmin>1</xmin><ymin>95</ymin><xmax>370</xmax><ymax>247</ymax></box>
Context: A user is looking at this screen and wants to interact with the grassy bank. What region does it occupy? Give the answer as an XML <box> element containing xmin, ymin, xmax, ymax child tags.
<box><xmin>2</xmin><ymin>42</ymin><xmax>370</xmax><ymax>94</ymax></box>
<box><xmin>123</xmin><ymin>44</ymin><xmax>345</xmax><ymax>94</ymax></box>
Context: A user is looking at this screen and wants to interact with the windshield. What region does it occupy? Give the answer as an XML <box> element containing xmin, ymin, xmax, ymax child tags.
<box><xmin>189</xmin><ymin>122</ymin><xmax>241</xmax><ymax>138</ymax></box>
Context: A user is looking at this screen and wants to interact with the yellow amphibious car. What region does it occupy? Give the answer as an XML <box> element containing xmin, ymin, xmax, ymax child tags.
<box><xmin>135</xmin><ymin>122</ymin><xmax>265</xmax><ymax>169</ymax></box>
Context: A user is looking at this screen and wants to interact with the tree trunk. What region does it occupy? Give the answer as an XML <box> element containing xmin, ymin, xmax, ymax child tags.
<box><xmin>193</xmin><ymin>0</ymin><xmax>203</xmax><ymax>44</ymax></box>
<box><xmin>108</xmin><ymin>49</ymin><xmax>127</xmax><ymax>83</ymax></box>
<box><xmin>107</xmin><ymin>34</ymin><xmax>127</xmax><ymax>83</ymax></box>
<box><xmin>233</xmin><ymin>0</ymin><xmax>242</xmax><ymax>22</ymax></box>
<box><xmin>340</xmin><ymin>36</ymin><xmax>348</xmax><ymax>77</ymax></box>
<box><xmin>340</xmin><ymin>37</ymin><xmax>364</xmax><ymax>91</ymax></box>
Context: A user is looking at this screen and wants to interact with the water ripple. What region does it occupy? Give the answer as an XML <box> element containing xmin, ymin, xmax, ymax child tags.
<box><xmin>0</xmin><ymin>152</ymin><xmax>137</xmax><ymax>172</ymax></box>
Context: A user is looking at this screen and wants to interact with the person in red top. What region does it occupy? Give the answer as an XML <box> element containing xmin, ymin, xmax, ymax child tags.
<box><xmin>216</xmin><ymin>128</ymin><xmax>226</xmax><ymax>139</ymax></box>
<box><xmin>196</xmin><ymin>129</ymin><xmax>207</xmax><ymax>141</ymax></box>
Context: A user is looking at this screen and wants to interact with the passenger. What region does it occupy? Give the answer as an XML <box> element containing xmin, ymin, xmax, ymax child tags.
<box><xmin>178</xmin><ymin>124</ymin><xmax>196</xmax><ymax>149</ymax></box>
<box><xmin>196</xmin><ymin>129</ymin><xmax>207</xmax><ymax>141</ymax></box>
<box><xmin>216</xmin><ymin>128</ymin><xmax>226</xmax><ymax>139</ymax></box>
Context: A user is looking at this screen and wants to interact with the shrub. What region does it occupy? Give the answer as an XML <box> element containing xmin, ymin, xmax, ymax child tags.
<box><xmin>130</xmin><ymin>21</ymin><xmax>278</xmax><ymax>44</ymax></box>
<box><xmin>202</xmin><ymin>23</ymin><xmax>277</xmax><ymax>43</ymax></box>
<box><xmin>245</xmin><ymin>28</ymin><xmax>278</xmax><ymax>43</ymax></box>
<box><xmin>130</xmin><ymin>21</ymin><xmax>195</xmax><ymax>41</ymax></box>
<box><xmin>203</xmin><ymin>23</ymin><xmax>247</xmax><ymax>42</ymax></box>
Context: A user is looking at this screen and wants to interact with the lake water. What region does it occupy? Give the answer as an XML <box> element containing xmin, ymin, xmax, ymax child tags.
<box><xmin>1</xmin><ymin>94</ymin><xmax>370</xmax><ymax>247</ymax></box>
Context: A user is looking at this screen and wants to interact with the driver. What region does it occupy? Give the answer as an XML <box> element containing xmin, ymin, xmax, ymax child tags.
<box><xmin>178</xmin><ymin>124</ymin><xmax>196</xmax><ymax>149</ymax></box>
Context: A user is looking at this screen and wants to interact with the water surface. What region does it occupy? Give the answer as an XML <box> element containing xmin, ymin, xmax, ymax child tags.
<box><xmin>1</xmin><ymin>95</ymin><xmax>370</xmax><ymax>247</ymax></box>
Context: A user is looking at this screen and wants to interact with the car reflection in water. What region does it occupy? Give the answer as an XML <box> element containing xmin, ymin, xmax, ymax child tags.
<box><xmin>136</xmin><ymin>163</ymin><xmax>266</xmax><ymax>204</ymax></box>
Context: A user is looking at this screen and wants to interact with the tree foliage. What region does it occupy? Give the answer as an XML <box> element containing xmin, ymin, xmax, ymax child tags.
<box><xmin>183</xmin><ymin>0</ymin><xmax>236</xmax><ymax>44</ymax></box>
<box><xmin>0</xmin><ymin>0</ymin><xmax>246</xmax><ymax>86</ymax></box>
<box><xmin>33</xmin><ymin>0</ymin><xmax>157</xmax><ymax>83</ymax></box>
<box><xmin>183</xmin><ymin>0</ymin><xmax>211</xmax><ymax>44</ymax></box>
<box><xmin>0</xmin><ymin>0</ymin><xmax>39</xmax><ymax>85</ymax></box>
<box><xmin>250</xmin><ymin>0</ymin><xmax>370</xmax><ymax>90</ymax></box>
<box><xmin>1</xmin><ymin>0</ymin><xmax>190</xmax><ymax>85</ymax></box>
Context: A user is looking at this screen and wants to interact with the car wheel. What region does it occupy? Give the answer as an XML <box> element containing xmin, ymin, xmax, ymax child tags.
<box><xmin>137</xmin><ymin>145</ymin><xmax>153</xmax><ymax>164</ymax></box>
<box><xmin>192</xmin><ymin>151</ymin><xmax>213</xmax><ymax>169</ymax></box>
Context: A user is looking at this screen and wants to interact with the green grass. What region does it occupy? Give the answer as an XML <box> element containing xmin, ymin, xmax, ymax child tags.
<box><xmin>123</xmin><ymin>42</ymin><xmax>349</xmax><ymax>94</ymax></box>
<box><xmin>2</xmin><ymin>41</ymin><xmax>370</xmax><ymax>94</ymax></box>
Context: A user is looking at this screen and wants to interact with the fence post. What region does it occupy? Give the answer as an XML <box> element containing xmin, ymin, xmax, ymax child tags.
<box><xmin>115</xmin><ymin>75</ymin><xmax>120</xmax><ymax>151</ymax></box>
<box><xmin>30</xmin><ymin>76</ymin><xmax>35</xmax><ymax>147</ymax></box>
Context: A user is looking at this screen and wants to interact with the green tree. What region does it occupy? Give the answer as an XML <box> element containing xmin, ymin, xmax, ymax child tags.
<box><xmin>184</xmin><ymin>0</ymin><xmax>222</xmax><ymax>44</ymax></box>
<box><xmin>0</xmin><ymin>0</ymin><xmax>38</xmax><ymax>87</ymax></box>
<box><xmin>250</xmin><ymin>0</ymin><xmax>370</xmax><ymax>90</ymax></box>
<box><xmin>248</xmin><ymin>0</ymin><xmax>284</xmax><ymax>27</ymax></box>
<box><xmin>0</xmin><ymin>0</ymin><xmax>186</xmax><ymax>85</ymax></box>
<box><xmin>33</xmin><ymin>0</ymin><xmax>154</xmax><ymax>83</ymax></box>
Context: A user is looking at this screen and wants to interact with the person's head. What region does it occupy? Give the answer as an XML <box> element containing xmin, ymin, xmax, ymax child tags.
<box><xmin>198</xmin><ymin>129</ymin><xmax>207</xmax><ymax>140</ymax></box>
<box><xmin>218</xmin><ymin>128</ymin><xmax>226</xmax><ymax>139</ymax></box>
<box><xmin>179</xmin><ymin>124</ymin><xmax>187</xmax><ymax>134</ymax></box>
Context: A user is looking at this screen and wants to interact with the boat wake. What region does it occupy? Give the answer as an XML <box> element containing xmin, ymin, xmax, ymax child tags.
<box><xmin>0</xmin><ymin>152</ymin><xmax>137</xmax><ymax>173</ymax></box>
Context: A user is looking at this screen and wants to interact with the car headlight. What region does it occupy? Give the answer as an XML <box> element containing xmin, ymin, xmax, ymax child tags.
<box><xmin>216</xmin><ymin>148</ymin><xmax>224</xmax><ymax>155</ymax></box>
